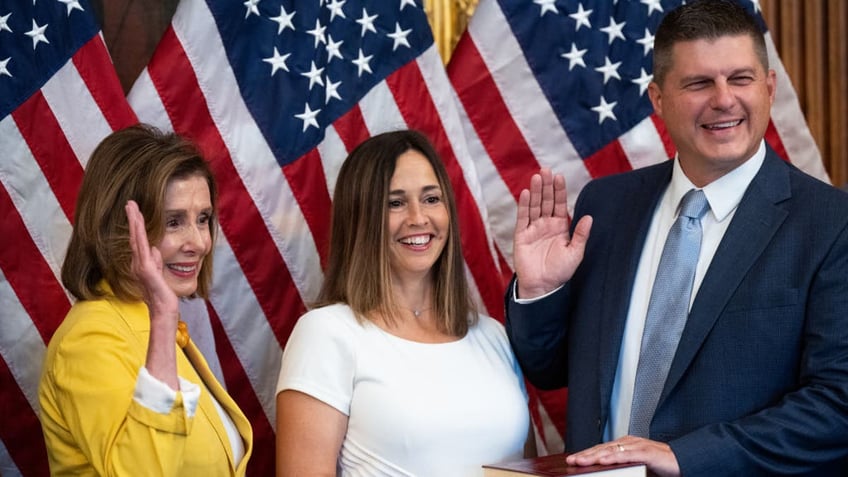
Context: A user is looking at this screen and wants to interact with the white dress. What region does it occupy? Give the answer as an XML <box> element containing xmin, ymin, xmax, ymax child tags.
<box><xmin>276</xmin><ymin>304</ymin><xmax>530</xmax><ymax>476</ymax></box>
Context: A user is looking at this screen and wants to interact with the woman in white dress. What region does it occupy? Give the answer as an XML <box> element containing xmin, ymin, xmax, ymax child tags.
<box><xmin>275</xmin><ymin>130</ymin><xmax>533</xmax><ymax>476</ymax></box>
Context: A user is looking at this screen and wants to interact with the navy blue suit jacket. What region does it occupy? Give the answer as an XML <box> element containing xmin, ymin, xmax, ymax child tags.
<box><xmin>507</xmin><ymin>148</ymin><xmax>848</xmax><ymax>476</ymax></box>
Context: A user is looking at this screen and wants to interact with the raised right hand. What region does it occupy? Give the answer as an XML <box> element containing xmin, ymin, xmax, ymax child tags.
<box><xmin>513</xmin><ymin>168</ymin><xmax>592</xmax><ymax>299</ymax></box>
<box><xmin>126</xmin><ymin>200</ymin><xmax>180</xmax><ymax>390</ymax></box>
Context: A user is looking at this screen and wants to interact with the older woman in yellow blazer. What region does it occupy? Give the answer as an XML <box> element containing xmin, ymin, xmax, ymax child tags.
<box><xmin>38</xmin><ymin>124</ymin><xmax>252</xmax><ymax>476</ymax></box>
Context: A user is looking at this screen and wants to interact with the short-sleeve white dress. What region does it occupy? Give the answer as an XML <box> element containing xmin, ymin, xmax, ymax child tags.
<box><xmin>276</xmin><ymin>304</ymin><xmax>530</xmax><ymax>476</ymax></box>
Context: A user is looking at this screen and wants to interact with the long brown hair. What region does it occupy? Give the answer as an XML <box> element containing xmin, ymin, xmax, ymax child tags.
<box><xmin>315</xmin><ymin>130</ymin><xmax>476</xmax><ymax>336</ymax></box>
<box><xmin>61</xmin><ymin>124</ymin><xmax>217</xmax><ymax>302</ymax></box>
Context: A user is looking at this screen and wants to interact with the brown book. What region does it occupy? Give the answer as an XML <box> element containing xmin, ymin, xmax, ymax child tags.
<box><xmin>483</xmin><ymin>453</ymin><xmax>647</xmax><ymax>477</ymax></box>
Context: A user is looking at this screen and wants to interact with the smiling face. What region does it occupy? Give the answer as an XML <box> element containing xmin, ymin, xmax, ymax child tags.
<box><xmin>386</xmin><ymin>150</ymin><xmax>450</xmax><ymax>283</ymax></box>
<box><xmin>156</xmin><ymin>174</ymin><xmax>214</xmax><ymax>298</ymax></box>
<box><xmin>648</xmin><ymin>34</ymin><xmax>776</xmax><ymax>186</ymax></box>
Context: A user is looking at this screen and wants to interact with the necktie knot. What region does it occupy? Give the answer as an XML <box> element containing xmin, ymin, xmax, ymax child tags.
<box><xmin>679</xmin><ymin>189</ymin><xmax>709</xmax><ymax>221</ymax></box>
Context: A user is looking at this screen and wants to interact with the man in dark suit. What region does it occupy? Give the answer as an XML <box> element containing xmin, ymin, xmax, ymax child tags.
<box><xmin>506</xmin><ymin>1</ymin><xmax>848</xmax><ymax>476</ymax></box>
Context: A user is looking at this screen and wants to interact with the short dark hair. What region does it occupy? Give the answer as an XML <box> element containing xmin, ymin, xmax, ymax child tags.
<box><xmin>653</xmin><ymin>0</ymin><xmax>768</xmax><ymax>85</ymax></box>
<box><xmin>315</xmin><ymin>130</ymin><xmax>476</xmax><ymax>337</ymax></box>
<box><xmin>62</xmin><ymin>124</ymin><xmax>217</xmax><ymax>302</ymax></box>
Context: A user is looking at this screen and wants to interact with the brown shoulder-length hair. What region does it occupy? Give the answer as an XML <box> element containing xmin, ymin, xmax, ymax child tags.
<box><xmin>314</xmin><ymin>129</ymin><xmax>477</xmax><ymax>337</ymax></box>
<box><xmin>61</xmin><ymin>123</ymin><xmax>217</xmax><ymax>302</ymax></box>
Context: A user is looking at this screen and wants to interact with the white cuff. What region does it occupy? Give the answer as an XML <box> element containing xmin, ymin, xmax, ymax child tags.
<box><xmin>513</xmin><ymin>280</ymin><xmax>564</xmax><ymax>304</ymax></box>
<box><xmin>134</xmin><ymin>367</ymin><xmax>201</xmax><ymax>417</ymax></box>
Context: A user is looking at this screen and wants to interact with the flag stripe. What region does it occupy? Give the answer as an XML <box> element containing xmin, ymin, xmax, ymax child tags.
<box><xmin>12</xmin><ymin>92</ymin><xmax>83</xmax><ymax>221</ymax></box>
<box><xmin>0</xmin><ymin>116</ymin><xmax>75</xmax><ymax>279</ymax></box>
<box><xmin>447</xmin><ymin>36</ymin><xmax>541</xmax><ymax>202</ymax></box>
<box><xmin>462</xmin><ymin>0</ymin><xmax>592</xmax><ymax>207</ymax></box>
<box><xmin>331</xmin><ymin>104</ymin><xmax>371</xmax><ymax>154</ymax></box>
<box><xmin>649</xmin><ymin>114</ymin><xmax>676</xmax><ymax>159</ymax></box>
<box><xmin>0</xmin><ymin>355</ymin><xmax>48</xmax><ymax>476</ymax></box>
<box><xmin>282</xmin><ymin>150</ymin><xmax>332</xmax><ymax>268</ymax></box>
<box><xmin>0</xmin><ymin>181</ymin><xmax>70</xmax><ymax>342</ymax></box>
<box><xmin>582</xmin><ymin>138</ymin><xmax>633</xmax><ymax>178</ymax></box>
<box><xmin>316</xmin><ymin>124</ymin><xmax>352</xmax><ymax>195</ymax></box>
<box><xmin>0</xmin><ymin>438</ymin><xmax>23</xmax><ymax>477</ymax></box>
<box><xmin>206</xmin><ymin>303</ymin><xmax>275</xmax><ymax>477</ymax></box>
<box><xmin>386</xmin><ymin>59</ymin><xmax>503</xmax><ymax>318</ymax></box>
<box><xmin>71</xmin><ymin>35</ymin><xmax>138</xmax><ymax>133</ymax></box>
<box><xmin>0</xmin><ymin>267</ymin><xmax>47</xmax><ymax>412</ymax></box>
<box><xmin>208</xmin><ymin>233</ymin><xmax>281</xmax><ymax>426</ymax></box>
<box><xmin>172</xmin><ymin>0</ymin><xmax>325</xmax><ymax>304</ymax></box>
<box><xmin>145</xmin><ymin>26</ymin><xmax>306</xmax><ymax>346</ymax></box>
<box><xmin>763</xmin><ymin>32</ymin><xmax>828</xmax><ymax>181</ymax></box>
<box><xmin>764</xmin><ymin>121</ymin><xmax>788</xmax><ymax>161</ymax></box>
<box><xmin>0</xmin><ymin>265</ymin><xmax>49</xmax><ymax>476</ymax></box>
<box><xmin>619</xmin><ymin>115</ymin><xmax>671</xmax><ymax>170</ymax></box>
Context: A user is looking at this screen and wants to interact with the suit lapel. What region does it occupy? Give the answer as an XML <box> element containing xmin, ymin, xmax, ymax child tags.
<box><xmin>661</xmin><ymin>150</ymin><xmax>792</xmax><ymax>401</ymax></box>
<box><xmin>597</xmin><ymin>163</ymin><xmax>672</xmax><ymax>408</ymax></box>
<box><xmin>181</xmin><ymin>341</ymin><xmax>253</xmax><ymax>474</ymax></box>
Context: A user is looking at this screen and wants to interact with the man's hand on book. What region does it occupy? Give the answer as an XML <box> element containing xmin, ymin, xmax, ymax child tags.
<box><xmin>565</xmin><ymin>436</ymin><xmax>679</xmax><ymax>477</ymax></box>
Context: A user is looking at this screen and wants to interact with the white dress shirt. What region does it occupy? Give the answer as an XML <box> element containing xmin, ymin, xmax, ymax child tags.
<box><xmin>606</xmin><ymin>142</ymin><xmax>766</xmax><ymax>439</ymax></box>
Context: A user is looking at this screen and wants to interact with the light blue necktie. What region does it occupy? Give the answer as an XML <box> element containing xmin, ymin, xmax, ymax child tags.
<box><xmin>629</xmin><ymin>189</ymin><xmax>710</xmax><ymax>438</ymax></box>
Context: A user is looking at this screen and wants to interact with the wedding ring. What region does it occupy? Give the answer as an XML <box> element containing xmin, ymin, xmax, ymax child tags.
<box><xmin>617</xmin><ymin>444</ymin><xmax>625</xmax><ymax>452</ymax></box>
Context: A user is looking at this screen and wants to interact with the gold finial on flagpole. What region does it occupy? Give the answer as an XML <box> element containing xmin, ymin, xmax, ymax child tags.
<box><xmin>424</xmin><ymin>0</ymin><xmax>480</xmax><ymax>65</ymax></box>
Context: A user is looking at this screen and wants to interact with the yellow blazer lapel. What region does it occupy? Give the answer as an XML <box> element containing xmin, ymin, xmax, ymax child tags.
<box><xmin>181</xmin><ymin>340</ymin><xmax>254</xmax><ymax>475</ymax></box>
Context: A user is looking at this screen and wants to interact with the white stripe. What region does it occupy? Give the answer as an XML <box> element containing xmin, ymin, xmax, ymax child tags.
<box><xmin>358</xmin><ymin>80</ymin><xmax>408</xmax><ymax>134</ymax></box>
<box><xmin>166</xmin><ymin>0</ymin><xmax>324</xmax><ymax>302</ymax></box>
<box><xmin>210</xmin><ymin>233</ymin><xmax>281</xmax><ymax>426</ymax></box>
<box><xmin>0</xmin><ymin>437</ymin><xmax>22</xmax><ymax>477</ymax></box>
<box><xmin>0</xmin><ymin>116</ymin><xmax>73</xmax><ymax>290</ymax></box>
<box><xmin>451</xmin><ymin>91</ymin><xmax>518</xmax><ymax>269</ymax></box>
<box><xmin>41</xmin><ymin>55</ymin><xmax>113</xmax><ymax>168</ymax></box>
<box><xmin>534</xmin><ymin>399</ymin><xmax>564</xmax><ymax>455</ymax></box>
<box><xmin>619</xmin><ymin>116</ymin><xmax>669</xmax><ymax>170</ymax></box>
<box><xmin>0</xmin><ymin>267</ymin><xmax>47</xmax><ymax>414</ymax></box>
<box><xmin>127</xmin><ymin>69</ymin><xmax>176</xmax><ymax>132</ymax></box>
<box><xmin>468</xmin><ymin>0</ymin><xmax>592</xmax><ymax>208</ymax></box>
<box><xmin>764</xmin><ymin>33</ymin><xmax>829</xmax><ymax>183</ymax></box>
<box><xmin>417</xmin><ymin>46</ymin><xmax>501</xmax><ymax>265</ymax></box>
<box><xmin>179</xmin><ymin>298</ymin><xmax>225</xmax><ymax>385</ymax></box>
<box><xmin>316</xmin><ymin>125</ymin><xmax>349</xmax><ymax>197</ymax></box>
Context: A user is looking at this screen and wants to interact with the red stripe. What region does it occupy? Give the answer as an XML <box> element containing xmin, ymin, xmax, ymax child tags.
<box><xmin>495</xmin><ymin>243</ymin><xmax>515</xmax><ymax>293</ymax></box>
<box><xmin>386</xmin><ymin>59</ymin><xmax>505</xmax><ymax>320</ymax></box>
<box><xmin>0</xmin><ymin>356</ymin><xmax>49</xmax><ymax>476</ymax></box>
<box><xmin>764</xmin><ymin>120</ymin><xmax>789</xmax><ymax>161</ymax></box>
<box><xmin>448</xmin><ymin>35</ymin><xmax>542</xmax><ymax>201</ymax></box>
<box><xmin>0</xmin><ymin>183</ymin><xmax>70</xmax><ymax>342</ymax></box>
<box><xmin>282</xmin><ymin>150</ymin><xmax>332</xmax><ymax>268</ymax></box>
<box><xmin>332</xmin><ymin>104</ymin><xmax>371</xmax><ymax>152</ymax></box>
<box><xmin>650</xmin><ymin>114</ymin><xmax>676</xmax><ymax>159</ymax></box>
<box><xmin>206</xmin><ymin>303</ymin><xmax>275</xmax><ymax>477</ymax></box>
<box><xmin>72</xmin><ymin>36</ymin><xmax>138</xmax><ymax>130</ymax></box>
<box><xmin>582</xmin><ymin>139</ymin><xmax>632</xmax><ymax>178</ymax></box>
<box><xmin>146</xmin><ymin>27</ymin><xmax>305</xmax><ymax>345</ymax></box>
<box><xmin>12</xmin><ymin>92</ymin><xmax>83</xmax><ymax>222</ymax></box>
<box><xmin>537</xmin><ymin>385</ymin><xmax>568</xmax><ymax>444</ymax></box>
<box><xmin>283</xmin><ymin>148</ymin><xmax>332</xmax><ymax>270</ymax></box>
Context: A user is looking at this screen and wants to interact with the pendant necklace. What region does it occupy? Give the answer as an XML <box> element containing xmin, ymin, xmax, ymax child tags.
<box><xmin>411</xmin><ymin>307</ymin><xmax>430</xmax><ymax>318</ymax></box>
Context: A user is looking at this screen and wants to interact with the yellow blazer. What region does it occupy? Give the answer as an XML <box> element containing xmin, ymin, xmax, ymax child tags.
<box><xmin>39</xmin><ymin>284</ymin><xmax>253</xmax><ymax>476</ymax></box>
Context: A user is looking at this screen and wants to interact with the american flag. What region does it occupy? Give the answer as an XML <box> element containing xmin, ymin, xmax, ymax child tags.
<box><xmin>0</xmin><ymin>0</ymin><xmax>827</xmax><ymax>476</ymax></box>
<box><xmin>127</xmin><ymin>0</ymin><xmax>504</xmax><ymax>474</ymax></box>
<box><xmin>0</xmin><ymin>1</ymin><xmax>137</xmax><ymax>475</ymax></box>
<box><xmin>446</xmin><ymin>0</ymin><xmax>827</xmax><ymax>452</ymax></box>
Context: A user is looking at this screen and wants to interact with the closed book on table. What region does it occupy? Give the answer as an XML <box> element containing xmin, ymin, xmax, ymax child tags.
<box><xmin>483</xmin><ymin>453</ymin><xmax>647</xmax><ymax>477</ymax></box>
